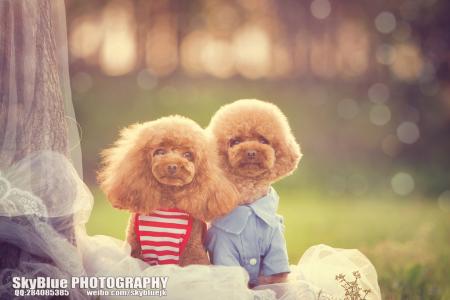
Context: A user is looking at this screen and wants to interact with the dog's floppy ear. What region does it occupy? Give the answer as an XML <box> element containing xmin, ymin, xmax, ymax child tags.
<box><xmin>177</xmin><ymin>141</ymin><xmax>239</xmax><ymax>222</ymax></box>
<box><xmin>202</xmin><ymin>160</ymin><xmax>239</xmax><ymax>221</ymax></box>
<box><xmin>98</xmin><ymin>123</ymin><xmax>161</xmax><ymax>213</ymax></box>
<box><xmin>199</xmin><ymin>137</ymin><xmax>239</xmax><ymax>221</ymax></box>
<box><xmin>271</xmin><ymin>125</ymin><xmax>302</xmax><ymax>180</ymax></box>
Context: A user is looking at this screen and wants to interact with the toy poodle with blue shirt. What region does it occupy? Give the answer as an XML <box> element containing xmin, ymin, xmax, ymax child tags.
<box><xmin>206</xmin><ymin>99</ymin><xmax>301</xmax><ymax>287</ymax></box>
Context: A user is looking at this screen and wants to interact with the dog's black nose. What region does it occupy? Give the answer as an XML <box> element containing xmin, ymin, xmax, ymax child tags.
<box><xmin>246</xmin><ymin>150</ymin><xmax>257</xmax><ymax>159</ymax></box>
<box><xmin>167</xmin><ymin>164</ymin><xmax>178</xmax><ymax>174</ymax></box>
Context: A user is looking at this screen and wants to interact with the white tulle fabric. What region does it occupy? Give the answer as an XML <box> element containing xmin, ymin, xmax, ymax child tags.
<box><xmin>285</xmin><ymin>245</ymin><xmax>381</xmax><ymax>299</ymax></box>
<box><xmin>0</xmin><ymin>152</ymin><xmax>90</xmax><ymax>300</ymax></box>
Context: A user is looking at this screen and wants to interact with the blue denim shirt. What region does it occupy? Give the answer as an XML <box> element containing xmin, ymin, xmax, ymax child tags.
<box><xmin>205</xmin><ymin>187</ymin><xmax>290</xmax><ymax>286</ymax></box>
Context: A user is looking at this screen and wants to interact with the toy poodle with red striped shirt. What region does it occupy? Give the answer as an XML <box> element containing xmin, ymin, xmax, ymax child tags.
<box><xmin>98</xmin><ymin>115</ymin><xmax>238</xmax><ymax>266</ymax></box>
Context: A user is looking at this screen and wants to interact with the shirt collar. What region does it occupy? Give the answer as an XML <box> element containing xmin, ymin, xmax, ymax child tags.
<box><xmin>248</xmin><ymin>187</ymin><xmax>279</xmax><ymax>225</ymax></box>
<box><xmin>211</xmin><ymin>187</ymin><xmax>279</xmax><ymax>234</ymax></box>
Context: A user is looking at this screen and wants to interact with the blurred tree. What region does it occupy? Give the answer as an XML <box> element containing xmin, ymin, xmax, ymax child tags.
<box><xmin>65</xmin><ymin>0</ymin><xmax>450</xmax><ymax>195</ymax></box>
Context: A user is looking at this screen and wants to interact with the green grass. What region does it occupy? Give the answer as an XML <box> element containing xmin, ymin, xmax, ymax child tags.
<box><xmin>86</xmin><ymin>188</ymin><xmax>450</xmax><ymax>299</ymax></box>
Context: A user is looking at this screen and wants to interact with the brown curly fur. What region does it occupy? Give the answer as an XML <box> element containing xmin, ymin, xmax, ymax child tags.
<box><xmin>208</xmin><ymin>99</ymin><xmax>301</xmax><ymax>203</ymax></box>
<box><xmin>208</xmin><ymin>99</ymin><xmax>302</xmax><ymax>284</ymax></box>
<box><xmin>98</xmin><ymin>115</ymin><xmax>239</xmax><ymax>266</ymax></box>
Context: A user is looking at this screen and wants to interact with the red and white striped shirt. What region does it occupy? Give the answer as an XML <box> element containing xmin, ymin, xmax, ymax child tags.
<box><xmin>134</xmin><ymin>209</ymin><xmax>193</xmax><ymax>265</ymax></box>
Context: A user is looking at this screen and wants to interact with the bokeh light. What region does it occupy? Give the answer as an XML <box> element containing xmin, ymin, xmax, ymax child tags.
<box><xmin>375</xmin><ymin>12</ymin><xmax>397</xmax><ymax>34</ymax></box>
<box><xmin>391</xmin><ymin>43</ymin><xmax>424</xmax><ymax>81</ymax></box>
<box><xmin>232</xmin><ymin>24</ymin><xmax>271</xmax><ymax>79</ymax></box>
<box><xmin>391</xmin><ymin>172</ymin><xmax>415</xmax><ymax>196</ymax></box>
<box><xmin>201</xmin><ymin>37</ymin><xmax>234</xmax><ymax>78</ymax></box>
<box><xmin>397</xmin><ymin>122</ymin><xmax>420</xmax><ymax>144</ymax></box>
<box><xmin>69</xmin><ymin>16</ymin><xmax>102</xmax><ymax>63</ymax></box>
<box><xmin>99</xmin><ymin>1</ymin><xmax>137</xmax><ymax>76</ymax></box>
<box><xmin>370</xmin><ymin>104</ymin><xmax>391</xmax><ymax>126</ymax></box>
<box><xmin>310</xmin><ymin>0</ymin><xmax>332</xmax><ymax>20</ymax></box>
<box><xmin>336</xmin><ymin>20</ymin><xmax>369</xmax><ymax>78</ymax></box>
<box><xmin>65</xmin><ymin>0</ymin><xmax>444</xmax><ymax>86</ymax></box>
<box><xmin>180</xmin><ymin>31</ymin><xmax>208</xmax><ymax>76</ymax></box>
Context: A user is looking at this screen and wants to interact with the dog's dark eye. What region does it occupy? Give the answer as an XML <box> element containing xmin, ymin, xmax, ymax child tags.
<box><xmin>153</xmin><ymin>148</ymin><xmax>166</xmax><ymax>156</ymax></box>
<box><xmin>229</xmin><ymin>138</ymin><xmax>241</xmax><ymax>147</ymax></box>
<box><xmin>259</xmin><ymin>136</ymin><xmax>269</xmax><ymax>144</ymax></box>
<box><xmin>183</xmin><ymin>151</ymin><xmax>194</xmax><ymax>161</ymax></box>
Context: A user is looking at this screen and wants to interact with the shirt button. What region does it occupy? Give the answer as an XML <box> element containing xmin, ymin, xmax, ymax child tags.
<box><xmin>249</xmin><ymin>258</ymin><xmax>257</xmax><ymax>266</ymax></box>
